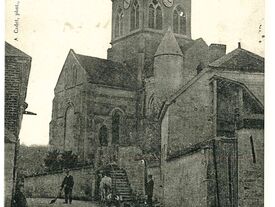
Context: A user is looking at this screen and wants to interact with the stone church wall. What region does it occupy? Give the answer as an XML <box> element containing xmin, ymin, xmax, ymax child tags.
<box><xmin>24</xmin><ymin>166</ymin><xmax>95</xmax><ymax>200</ymax></box>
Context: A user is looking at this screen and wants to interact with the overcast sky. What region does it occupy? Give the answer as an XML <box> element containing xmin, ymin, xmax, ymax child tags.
<box><xmin>5</xmin><ymin>0</ymin><xmax>264</xmax><ymax>146</ymax></box>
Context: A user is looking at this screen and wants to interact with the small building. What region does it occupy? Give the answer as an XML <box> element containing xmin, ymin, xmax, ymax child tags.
<box><xmin>159</xmin><ymin>46</ymin><xmax>264</xmax><ymax>206</ymax></box>
<box><xmin>5</xmin><ymin>42</ymin><xmax>32</xmax><ymax>206</ymax></box>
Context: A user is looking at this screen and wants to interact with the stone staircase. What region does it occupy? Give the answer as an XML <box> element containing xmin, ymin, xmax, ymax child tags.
<box><xmin>110</xmin><ymin>168</ymin><xmax>134</xmax><ymax>202</ymax></box>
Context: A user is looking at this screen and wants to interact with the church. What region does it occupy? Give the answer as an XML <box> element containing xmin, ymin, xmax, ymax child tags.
<box><xmin>49</xmin><ymin>0</ymin><xmax>264</xmax><ymax>206</ymax></box>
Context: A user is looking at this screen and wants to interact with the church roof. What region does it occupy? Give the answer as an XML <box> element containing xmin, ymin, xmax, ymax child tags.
<box><xmin>155</xmin><ymin>28</ymin><xmax>183</xmax><ymax>57</ymax></box>
<box><xmin>209</xmin><ymin>47</ymin><xmax>264</xmax><ymax>72</ymax></box>
<box><xmin>75</xmin><ymin>53</ymin><xmax>138</xmax><ymax>89</ymax></box>
<box><xmin>5</xmin><ymin>42</ymin><xmax>31</xmax><ymax>58</ymax></box>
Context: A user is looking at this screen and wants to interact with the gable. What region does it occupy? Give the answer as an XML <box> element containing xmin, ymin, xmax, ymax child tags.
<box><xmin>54</xmin><ymin>50</ymin><xmax>87</xmax><ymax>93</ymax></box>
<box><xmin>184</xmin><ymin>38</ymin><xmax>210</xmax><ymax>71</ymax></box>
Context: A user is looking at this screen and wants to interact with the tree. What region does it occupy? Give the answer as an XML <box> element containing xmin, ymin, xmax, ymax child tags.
<box><xmin>44</xmin><ymin>150</ymin><xmax>79</xmax><ymax>172</ymax></box>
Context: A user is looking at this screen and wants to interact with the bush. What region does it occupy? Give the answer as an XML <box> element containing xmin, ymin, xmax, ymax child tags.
<box><xmin>44</xmin><ymin>150</ymin><xmax>79</xmax><ymax>172</ymax></box>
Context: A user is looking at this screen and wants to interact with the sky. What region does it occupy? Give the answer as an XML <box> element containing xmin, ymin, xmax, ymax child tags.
<box><xmin>5</xmin><ymin>0</ymin><xmax>265</xmax><ymax>146</ymax></box>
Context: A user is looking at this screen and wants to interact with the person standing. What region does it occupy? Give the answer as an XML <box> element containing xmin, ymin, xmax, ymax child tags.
<box><xmin>61</xmin><ymin>169</ymin><xmax>74</xmax><ymax>204</ymax></box>
<box><xmin>146</xmin><ymin>175</ymin><xmax>154</xmax><ymax>207</ymax></box>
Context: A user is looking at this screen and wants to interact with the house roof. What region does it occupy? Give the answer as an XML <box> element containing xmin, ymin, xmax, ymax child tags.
<box><xmin>5</xmin><ymin>42</ymin><xmax>31</xmax><ymax>58</ymax></box>
<box><xmin>209</xmin><ymin>47</ymin><xmax>264</xmax><ymax>72</ymax></box>
<box><xmin>74</xmin><ymin>52</ymin><xmax>138</xmax><ymax>89</ymax></box>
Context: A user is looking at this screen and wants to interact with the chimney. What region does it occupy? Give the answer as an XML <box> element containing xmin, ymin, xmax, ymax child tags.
<box><xmin>208</xmin><ymin>43</ymin><xmax>226</xmax><ymax>63</ymax></box>
<box><xmin>238</xmin><ymin>42</ymin><xmax>241</xmax><ymax>48</ymax></box>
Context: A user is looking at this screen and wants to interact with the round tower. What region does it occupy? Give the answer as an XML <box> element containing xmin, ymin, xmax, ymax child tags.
<box><xmin>154</xmin><ymin>27</ymin><xmax>184</xmax><ymax>99</ymax></box>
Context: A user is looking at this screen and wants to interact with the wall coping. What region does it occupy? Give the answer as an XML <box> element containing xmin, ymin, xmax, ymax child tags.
<box><xmin>25</xmin><ymin>164</ymin><xmax>95</xmax><ymax>178</ymax></box>
<box><xmin>166</xmin><ymin>137</ymin><xmax>237</xmax><ymax>162</ymax></box>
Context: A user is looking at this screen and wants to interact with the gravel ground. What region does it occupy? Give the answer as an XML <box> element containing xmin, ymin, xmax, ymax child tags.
<box><xmin>27</xmin><ymin>198</ymin><xmax>100</xmax><ymax>207</ymax></box>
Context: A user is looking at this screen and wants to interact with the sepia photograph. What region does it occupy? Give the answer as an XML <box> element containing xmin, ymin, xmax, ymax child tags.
<box><xmin>4</xmin><ymin>0</ymin><xmax>265</xmax><ymax>206</ymax></box>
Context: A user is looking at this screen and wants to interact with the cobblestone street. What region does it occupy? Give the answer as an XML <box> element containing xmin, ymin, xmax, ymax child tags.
<box><xmin>27</xmin><ymin>198</ymin><xmax>100</xmax><ymax>207</ymax></box>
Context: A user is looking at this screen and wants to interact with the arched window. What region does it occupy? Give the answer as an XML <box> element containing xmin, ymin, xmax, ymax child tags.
<box><xmin>64</xmin><ymin>105</ymin><xmax>75</xmax><ymax>152</ymax></box>
<box><xmin>99</xmin><ymin>125</ymin><xmax>108</xmax><ymax>146</ymax></box>
<box><xmin>112</xmin><ymin>111</ymin><xmax>121</xmax><ymax>144</ymax></box>
<box><xmin>173</xmin><ymin>6</ymin><xmax>186</xmax><ymax>35</ymax></box>
<box><xmin>148</xmin><ymin>0</ymin><xmax>162</xmax><ymax>30</ymax></box>
<box><xmin>130</xmin><ymin>0</ymin><xmax>140</xmax><ymax>31</ymax></box>
<box><xmin>115</xmin><ymin>8</ymin><xmax>124</xmax><ymax>38</ymax></box>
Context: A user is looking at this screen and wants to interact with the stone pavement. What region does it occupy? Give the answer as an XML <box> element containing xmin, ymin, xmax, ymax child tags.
<box><xmin>27</xmin><ymin>198</ymin><xmax>100</xmax><ymax>207</ymax></box>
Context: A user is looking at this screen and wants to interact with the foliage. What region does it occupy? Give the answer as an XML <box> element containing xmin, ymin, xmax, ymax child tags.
<box><xmin>17</xmin><ymin>144</ymin><xmax>48</xmax><ymax>176</ymax></box>
<box><xmin>44</xmin><ymin>150</ymin><xmax>79</xmax><ymax>172</ymax></box>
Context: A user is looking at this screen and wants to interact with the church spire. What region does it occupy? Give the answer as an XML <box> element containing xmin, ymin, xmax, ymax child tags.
<box><xmin>154</xmin><ymin>27</ymin><xmax>183</xmax><ymax>57</ymax></box>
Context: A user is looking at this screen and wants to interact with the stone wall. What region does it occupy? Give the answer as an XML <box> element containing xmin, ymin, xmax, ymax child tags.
<box><xmin>5</xmin><ymin>55</ymin><xmax>31</xmax><ymax>136</ymax></box>
<box><xmin>4</xmin><ymin>142</ymin><xmax>16</xmax><ymax>207</ymax></box>
<box><xmin>147</xmin><ymin>163</ymin><xmax>161</xmax><ymax>203</ymax></box>
<box><xmin>117</xmin><ymin>147</ymin><xmax>145</xmax><ymax>195</ymax></box>
<box><xmin>166</xmin><ymin>73</ymin><xmax>214</xmax><ymax>154</ymax></box>
<box><xmin>163</xmin><ymin>148</ymin><xmax>210</xmax><ymax>207</ymax></box>
<box><xmin>237</xmin><ymin>128</ymin><xmax>264</xmax><ymax>207</ymax></box>
<box><xmin>24</xmin><ymin>167</ymin><xmax>95</xmax><ymax>200</ymax></box>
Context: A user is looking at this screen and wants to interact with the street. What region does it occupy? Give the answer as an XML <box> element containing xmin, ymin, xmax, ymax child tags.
<box><xmin>27</xmin><ymin>198</ymin><xmax>100</xmax><ymax>207</ymax></box>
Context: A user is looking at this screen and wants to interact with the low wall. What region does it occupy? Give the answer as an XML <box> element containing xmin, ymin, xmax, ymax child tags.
<box><xmin>24</xmin><ymin>166</ymin><xmax>95</xmax><ymax>200</ymax></box>
<box><xmin>118</xmin><ymin>146</ymin><xmax>145</xmax><ymax>195</ymax></box>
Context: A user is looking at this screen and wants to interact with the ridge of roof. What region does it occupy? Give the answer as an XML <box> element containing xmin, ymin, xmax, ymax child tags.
<box><xmin>5</xmin><ymin>42</ymin><xmax>31</xmax><ymax>58</ymax></box>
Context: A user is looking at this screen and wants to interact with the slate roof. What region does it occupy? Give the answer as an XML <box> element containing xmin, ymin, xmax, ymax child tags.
<box><xmin>209</xmin><ymin>47</ymin><xmax>264</xmax><ymax>72</ymax></box>
<box><xmin>5</xmin><ymin>42</ymin><xmax>31</xmax><ymax>58</ymax></box>
<box><xmin>75</xmin><ymin>53</ymin><xmax>138</xmax><ymax>89</ymax></box>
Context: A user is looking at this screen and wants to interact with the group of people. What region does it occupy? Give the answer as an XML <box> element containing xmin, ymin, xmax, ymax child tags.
<box><xmin>60</xmin><ymin>171</ymin><xmax>155</xmax><ymax>206</ymax></box>
<box><xmin>13</xmin><ymin>169</ymin><xmax>154</xmax><ymax>206</ymax></box>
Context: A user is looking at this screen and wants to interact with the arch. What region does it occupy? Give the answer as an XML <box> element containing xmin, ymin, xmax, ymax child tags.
<box><xmin>173</xmin><ymin>5</ymin><xmax>186</xmax><ymax>35</ymax></box>
<box><xmin>148</xmin><ymin>0</ymin><xmax>163</xmax><ymax>30</ymax></box>
<box><xmin>112</xmin><ymin>110</ymin><xmax>123</xmax><ymax>145</ymax></box>
<box><xmin>115</xmin><ymin>7</ymin><xmax>124</xmax><ymax>38</ymax></box>
<box><xmin>99</xmin><ymin>125</ymin><xmax>108</xmax><ymax>146</ymax></box>
<box><xmin>64</xmin><ymin>105</ymin><xmax>75</xmax><ymax>152</ymax></box>
<box><xmin>130</xmin><ymin>0</ymin><xmax>140</xmax><ymax>31</ymax></box>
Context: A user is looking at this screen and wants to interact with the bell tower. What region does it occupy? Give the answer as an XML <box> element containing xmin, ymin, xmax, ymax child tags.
<box><xmin>108</xmin><ymin>0</ymin><xmax>192</xmax><ymax>76</ymax></box>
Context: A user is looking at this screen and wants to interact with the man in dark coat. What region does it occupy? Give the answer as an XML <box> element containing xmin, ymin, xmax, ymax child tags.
<box><xmin>61</xmin><ymin>169</ymin><xmax>74</xmax><ymax>204</ymax></box>
<box><xmin>146</xmin><ymin>175</ymin><xmax>154</xmax><ymax>207</ymax></box>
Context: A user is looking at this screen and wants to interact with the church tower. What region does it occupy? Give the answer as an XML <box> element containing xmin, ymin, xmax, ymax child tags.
<box><xmin>108</xmin><ymin>0</ymin><xmax>192</xmax><ymax>78</ymax></box>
